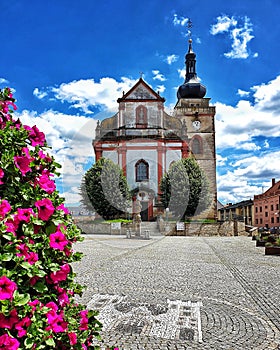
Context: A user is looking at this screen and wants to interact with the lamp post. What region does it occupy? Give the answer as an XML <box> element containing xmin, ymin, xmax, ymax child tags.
<box><xmin>166</xmin><ymin>207</ymin><xmax>169</xmax><ymax>223</ymax></box>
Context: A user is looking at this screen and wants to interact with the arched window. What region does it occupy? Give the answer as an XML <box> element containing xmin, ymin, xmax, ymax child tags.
<box><xmin>136</xmin><ymin>105</ymin><xmax>147</xmax><ymax>128</ymax></box>
<box><xmin>135</xmin><ymin>159</ymin><xmax>149</xmax><ymax>182</ymax></box>
<box><xmin>191</xmin><ymin>137</ymin><xmax>203</xmax><ymax>154</ymax></box>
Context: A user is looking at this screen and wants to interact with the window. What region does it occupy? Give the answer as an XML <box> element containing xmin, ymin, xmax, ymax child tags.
<box><xmin>265</xmin><ymin>212</ymin><xmax>268</xmax><ymax>217</ymax></box>
<box><xmin>260</xmin><ymin>206</ymin><xmax>262</xmax><ymax>212</ymax></box>
<box><xmin>191</xmin><ymin>137</ymin><xmax>203</xmax><ymax>154</ymax></box>
<box><xmin>260</xmin><ymin>218</ymin><xmax>263</xmax><ymax>224</ymax></box>
<box><xmin>255</xmin><ymin>207</ymin><xmax>258</xmax><ymax>213</ymax></box>
<box><xmin>271</xmin><ymin>204</ymin><xmax>274</xmax><ymax>211</ymax></box>
<box><xmin>256</xmin><ymin>219</ymin><xmax>258</xmax><ymax>224</ymax></box>
<box><xmin>136</xmin><ymin>105</ymin><xmax>147</xmax><ymax>128</ymax></box>
<box><xmin>135</xmin><ymin>159</ymin><xmax>149</xmax><ymax>182</ymax></box>
<box><xmin>271</xmin><ymin>217</ymin><xmax>274</xmax><ymax>224</ymax></box>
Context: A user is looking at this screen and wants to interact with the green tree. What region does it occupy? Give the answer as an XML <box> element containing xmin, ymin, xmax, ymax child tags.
<box><xmin>83</xmin><ymin>158</ymin><xmax>131</xmax><ymax>220</ymax></box>
<box><xmin>160</xmin><ymin>157</ymin><xmax>210</xmax><ymax>219</ymax></box>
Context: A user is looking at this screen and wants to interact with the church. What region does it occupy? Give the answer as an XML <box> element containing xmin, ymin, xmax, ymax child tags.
<box><xmin>93</xmin><ymin>38</ymin><xmax>217</xmax><ymax>221</ymax></box>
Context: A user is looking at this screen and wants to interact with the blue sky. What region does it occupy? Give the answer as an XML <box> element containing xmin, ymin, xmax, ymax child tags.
<box><xmin>1</xmin><ymin>0</ymin><xmax>280</xmax><ymax>206</ymax></box>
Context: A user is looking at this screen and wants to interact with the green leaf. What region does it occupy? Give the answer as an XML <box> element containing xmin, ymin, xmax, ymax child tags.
<box><xmin>14</xmin><ymin>292</ymin><xmax>30</xmax><ymax>306</ymax></box>
<box><xmin>24</xmin><ymin>337</ymin><xmax>35</xmax><ymax>349</ymax></box>
<box><xmin>33</xmin><ymin>281</ymin><xmax>48</xmax><ymax>293</ymax></box>
<box><xmin>45</xmin><ymin>337</ymin><xmax>55</xmax><ymax>347</ymax></box>
<box><xmin>0</xmin><ymin>253</ymin><xmax>13</xmax><ymax>261</ymax></box>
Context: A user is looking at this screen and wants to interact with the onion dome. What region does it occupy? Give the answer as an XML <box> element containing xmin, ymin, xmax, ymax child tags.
<box><xmin>177</xmin><ymin>39</ymin><xmax>206</xmax><ymax>99</ymax></box>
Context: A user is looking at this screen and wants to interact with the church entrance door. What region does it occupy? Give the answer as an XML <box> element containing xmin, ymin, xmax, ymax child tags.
<box><xmin>140</xmin><ymin>201</ymin><xmax>149</xmax><ymax>221</ymax></box>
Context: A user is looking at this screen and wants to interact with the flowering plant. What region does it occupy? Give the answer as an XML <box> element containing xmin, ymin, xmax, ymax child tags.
<box><xmin>0</xmin><ymin>88</ymin><xmax>117</xmax><ymax>349</ymax></box>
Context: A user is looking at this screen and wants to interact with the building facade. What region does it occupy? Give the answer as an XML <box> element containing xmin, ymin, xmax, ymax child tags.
<box><xmin>218</xmin><ymin>200</ymin><xmax>253</xmax><ymax>225</ymax></box>
<box><xmin>254</xmin><ymin>178</ymin><xmax>280</xmax><ymax>228</ymax></box>
<box><xmin>92</xmin><ymin>39</ymin><xmax>217</xmax><ymax>221</ymax></box>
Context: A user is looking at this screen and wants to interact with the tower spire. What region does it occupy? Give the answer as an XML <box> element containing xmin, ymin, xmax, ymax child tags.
<box><xmin>176</xmin><ymin>20</ymin><xmax>206</xmax><ymax>99</ymax></box>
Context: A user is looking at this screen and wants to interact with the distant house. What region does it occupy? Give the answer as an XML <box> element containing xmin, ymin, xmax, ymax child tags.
<box><xmin>218</xmin><ymin>200</ymin><xmax>253</xmax><ymax>225</ymax></box>
<box><xmin>254</xmin><ymin>178</ymin><xmax>280</xmax><ymax>228</ymax></box>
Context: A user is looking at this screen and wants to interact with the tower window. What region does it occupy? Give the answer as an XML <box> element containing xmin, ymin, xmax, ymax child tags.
<box><xmin>135</xmin><ymin>159</ymin><xmax>149</xmax><ymax>182</ymax></box>
<box><xmin>191</xmin><ymin>137</ymin><xmax>203</xmax><ymax>154</ymax></box>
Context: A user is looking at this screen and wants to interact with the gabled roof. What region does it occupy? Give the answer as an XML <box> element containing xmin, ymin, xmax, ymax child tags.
<box><xmin>117</xmin><ymin>78</ymin><xmax>165</xmax><ymax>103</ymax></box>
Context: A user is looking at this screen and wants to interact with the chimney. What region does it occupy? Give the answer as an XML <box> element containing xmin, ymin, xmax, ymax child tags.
<box><xmin>272</xmin><ymin>178</ymin><xmax>276</xmax><ymax>186</ymax></box>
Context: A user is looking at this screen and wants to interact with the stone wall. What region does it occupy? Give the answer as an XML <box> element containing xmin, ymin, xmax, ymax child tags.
<box><xmin>164</xmin><ymin>221</ymin><xmax>247</xmax><ymax>236</ymax></box>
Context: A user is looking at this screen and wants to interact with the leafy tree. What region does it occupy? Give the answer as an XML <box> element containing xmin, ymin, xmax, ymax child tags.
<box><xmin>160</xmin><ymin>157</ymin><xmax>210</xmax><ymax>219</ymax></box>
<box><xmin>83</xmin><ymin>158</ymin><xmax>131</xmax><ymax>220</ymax></box>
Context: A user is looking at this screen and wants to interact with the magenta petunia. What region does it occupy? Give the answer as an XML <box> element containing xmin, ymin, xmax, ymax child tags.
<box><xmin>0</xmin><ymin>333</ymin><xmax>20</xmax><ymax>350</ymax></box>
<box><xmin>49</xmin><ymin>264</ymin><xmax>71</xmax><ymax>284</ymax></box>
<box><xmin>16</xmin><ymin>208</ymin><xmax>34</xmax><ymax>223</ymax></box>
<box><xmin>14</xmin><ymin>147</ymin><xmax>33</xmax><ymax>176</ymax></box>
<box><xmin>0</xmin><ymin>276</ymin><xmax>17</xmax><ymax>300</ymax></box>
<box><xmin>68</xmin><ymin>332</ymin><xmax>77</xmax><ymax>346</ymax></box>
<box><xmin>36</xmin><ymin>173</ymin><xmax>56</xmax><ymax>194</ymax></box>
<box><xmin>79</xmin><ymin>310</ymin><xmax>89</xmax><ymax>331</ymax></box>
<box><xmin>15</xmin><ymin>316</ymin><xmax>32</xmax><ymax>338</ymax></box>
<box><xmin>49</xmin><ymin>229</ymin><xmax>68</xmax><ymax>251</ymax></box>
<box><xmin>35</xmin><ymin>198</ymin><xmax>55</xmax><ymax>221</ymax></box>
<box><xmin>0</xmin><ymin>199</ymin><xmax>11</xmax><ymax>220</ymax></box>
<box><xmin>24</xmin><ymin>125</ymin><xmax>46</xmax><ymax>147</ymax></box>
<box><xmin>57</xmin><ymin>203</ymin><xmax>70</xmax><ymax>215</ymax></box>
<box><xmin>0</xmin><ymin>309</ymin><xmax>19</xmax><ymax>329</ymax></box>
<box><xmin>46</xmin><ymin>310</ymin><xmax>68</xmax><ymax>333</ymax></box>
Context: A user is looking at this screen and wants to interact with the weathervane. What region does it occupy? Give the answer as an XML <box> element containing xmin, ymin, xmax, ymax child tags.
<box><xmin>139</xmin><ymin>71</ymin><xmax>144</xmax><ymax>79</ymax></box>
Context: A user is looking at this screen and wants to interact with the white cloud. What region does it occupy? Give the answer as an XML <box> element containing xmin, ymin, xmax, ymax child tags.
<box><xmin>0</xmin><ymin>78</ymin><xmax>9</xmax><ymax>84</ymax></box>
<box><xmin>210</xmin><ymin>15</ymin><xmax>257</xmax><ymax>59</ymax></box>
<box><xmin>237</xmin><ymin>89</ymin><xmax>250</xmax><ymax>97</ymax></box>
<box><xmin>173</xmin><ymin>14</ymin><xmax>189</xmax><ymax>27</ymax></box>
<box><xmin>51</xmin><ymin>77</ymin><xmax>137</xmax><ymax>114</ymax></box>
<box><xmin>252</xmin><ymin>75</ymin><xmax>280</xmax><ymax>113</ymax></box>
<box><xmin>33</xmin><ymin>87</ymin><xmax>48</xmax><ymax>99</ymax></box>
<box><xmin>210</xmin><ymin>15</ymin><xmax>237</xmax><ymax>35</ymax></box>
<box><xmin>156</xmin><ymin>85</ymin><xmax>166</xmax><ymax>94</ymax></box>
<box><xmin>178</xmin><ymin>68</ymin><xmax>185</xmax><ymax>79</ymax></box>
<box><xmin>166</xmin><ymin>54</ymin><xmax>178</xmax><ymax>65</ymax></box>
<box><xmin>152</xmin><ymin>70</ymin><xmax>166</xmax><ymax>82</ymax></box>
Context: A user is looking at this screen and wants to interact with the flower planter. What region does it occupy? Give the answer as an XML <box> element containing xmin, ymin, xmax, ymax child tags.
<box><xmin>256</xmin><ymin>240</ymin><xmax>266</xmax><ymax>247</ymax></box>
<box><xmin>265</xmin><ymin>246</ymin><xmax>280</xmax><ymax>256</ymax></box>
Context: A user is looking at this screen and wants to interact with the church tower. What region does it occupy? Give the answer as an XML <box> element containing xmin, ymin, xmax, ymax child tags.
<box><xmin>173</xmin><ymin>38</ymin><xmax>217</xmax><ymax>219</ymax></box>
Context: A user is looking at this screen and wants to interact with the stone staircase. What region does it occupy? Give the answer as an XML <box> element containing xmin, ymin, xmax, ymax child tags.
<box><xmin>140</xmin><ymin>221</ymin><xmax>162</xmax><ymax>236</ymax></box>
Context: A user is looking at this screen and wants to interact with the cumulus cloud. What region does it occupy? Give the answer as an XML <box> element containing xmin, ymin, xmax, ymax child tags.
<box><xmin>210</xmin><ymin>15</ymin><xmax>257</xmax><ymax>59</ymax></box>
<box><xmin>34</xmin><ymin>77</ymin><xmax>137</xmax><ymax>114</ymax></box>
<box><xmin>237</xmin><ymin>89</ymin><xmax>250</xmax><ymax>97</ymax></box>
<box><xmin>215</xmin><ymin>74</ymin><xmax>280</xmax><ymax>203</ymax></box>
<box><xmin>152</xmin><ymin>70</ymin><xmax>166</xmax><ymax>82</ymax></box>
<box><xmin>166</xmin><ymin>54</ymin><xmax>179</xmax><ymax>65</ymax></box>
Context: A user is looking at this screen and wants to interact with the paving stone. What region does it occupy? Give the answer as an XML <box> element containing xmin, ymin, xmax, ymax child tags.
<box><xmin>73</xmin><ymin>234</ymin><xmax>280</xmax><ymax>349</ymax></box>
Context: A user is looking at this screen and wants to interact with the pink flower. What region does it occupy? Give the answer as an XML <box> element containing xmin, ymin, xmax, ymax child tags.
<box><xmin>79</xmin><ymin>310</ymin><xmax>89</xmax><ymax>330</ymax></box>
<box><xmin>16</xmin><ymin>243</ymin><xmax>29</xmax><ymax>258</ymax></box>
<box><xmin>4</xmin><ymin>216</ymin><xmax>20</xmax><ymax>235</ymax></box>
<box><xmin>38</xmin><ymin>150</ymin><xmax>52</xmax><ymax>162</ymax></box>
<box><xmin>0</xmin><ymin>276</ymin><xmax>17</xmax><ymax>300</ymax></box>
<box><xmin>26</xmin><ymin>251</ymin><xmax>39</xmax><ymax>265</ymax></box>
<box><xmin>49</xmin><ymin>228</ymin><xmax>68</xmax><ymax>251</ymax></box>
<box><xmin>0</xmin><ymin>168</ymin><xmax>4</xmax><ymax>184</ymax></box>
<box><xmin>56</xmin><ymin>203</ymin><xmax>70</xmax><ymax>215</ymax></box>
<box><xmin>35</xmin><ymin>198</ymin><xmax>54</xmax><ymax>221</ymax></box>
<box><xmin>46</xmin><ymin>310</ymin><xmax>68</xmax><ymax>333</ymax></box>
<box><xmin>16</xmin><ymin>208</ymin><xmax>34</xmax><ymax>222</ymax></box>
<box><xmin>68</xmin><ymin>332</ymin><xmax>77</xmax><ymax>346</ymax></box>
<box><xmin>24</xmin><ymin>125</ymin><xmax>46</xmax><ymax>146</ymax></box>
<box><xmin>0</xmin><ymin>333</ymin><xmax>20</xmax><ymax>350</ymax></box>
<box><xmin>46</xmin><ymin>301</ymin><xmax>58</xmax><ymax>312</ymax></box>
<box><xmin>58</xmin><ymin>289</ymin><xmax>69</xmax><ymax>307</ymax></box>
<box><xmin>36</xmin><ymin>173</ymin><xmax>56</xmax><ymax>194</ymax></box>
<box><xmin>14</xmin><ymin>147</ymin><xmax>33</xmax><ymax>176</ymax></box>
<box><xmin>28</xmin><ymin>299</ymin><xmax>42</xmax><ymax>312</ymax></box>
<box><xmin>49</xmin><ymin>264</ymin><xmax>71</xmax><ymax>284</ymax></box>
<box><xmin>0</xmin><ymin>199</ymin><xmax>11</xmax><ymax>220</ymax></box>
<box><xmin>15</xmin><ymin>316</ymin><xmax>32</xmax><ymax>337</ymax></box>
<box><xmin>0</xmin><ymin>309</ymin><xmax>19</xmax><ymax>329</ymax></box>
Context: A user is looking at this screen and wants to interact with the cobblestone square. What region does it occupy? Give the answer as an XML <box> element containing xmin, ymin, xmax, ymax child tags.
<box><xmin>73</xmin><ymin>235</ymin><xmax>280</xmax><ymax>350</ymax></box>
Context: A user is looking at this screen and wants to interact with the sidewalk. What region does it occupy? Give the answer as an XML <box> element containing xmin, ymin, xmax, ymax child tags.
<box><xmin>73</xmin><ymin>235</ymin><xmax>280</xmax><ymax>350</ymax></box>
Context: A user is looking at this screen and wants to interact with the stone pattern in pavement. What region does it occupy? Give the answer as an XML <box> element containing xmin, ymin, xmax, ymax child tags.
<box><xmin>73</xmin><ymin>235</ymin><xmax>280</xmax><ymax>350</ymax></box>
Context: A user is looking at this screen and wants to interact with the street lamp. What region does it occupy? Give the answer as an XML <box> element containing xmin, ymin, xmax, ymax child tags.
<box><xmin>166</xmin><ymin>207</ymin><xmax>169</xmax><ymax>223</ymax></box>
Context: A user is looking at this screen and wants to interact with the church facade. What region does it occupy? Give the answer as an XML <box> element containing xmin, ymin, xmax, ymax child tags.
<box><xmin>92</xmin><ymin>39</ymin><xmax>217</xmax><ymax>221</ymax></box>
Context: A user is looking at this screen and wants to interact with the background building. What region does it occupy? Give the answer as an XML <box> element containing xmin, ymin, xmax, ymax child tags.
<box><xmin>254</xmin><ymin>178</ymin><xmax>280</xmax><ymax>228</ymax></box>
